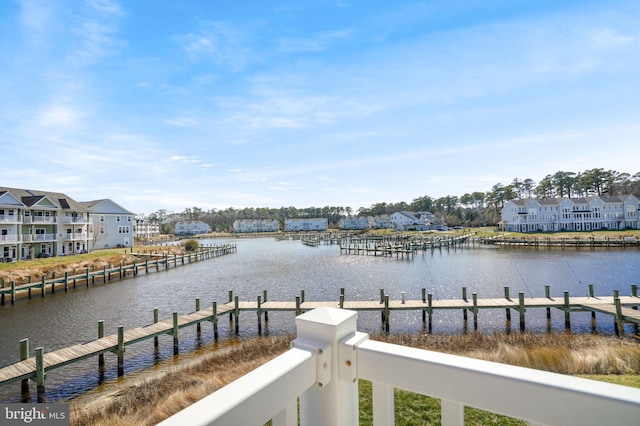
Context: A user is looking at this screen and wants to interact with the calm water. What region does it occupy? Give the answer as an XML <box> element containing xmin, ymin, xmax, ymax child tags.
<box><xmin>1</xmin><ymin>238</ymin><xmax>639</xmax><ymax>402</ymax></box>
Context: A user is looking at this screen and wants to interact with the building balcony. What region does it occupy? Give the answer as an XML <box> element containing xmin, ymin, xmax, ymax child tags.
<box><xmin>23</xmin><ymin>233</ymin><xmax>56</xmax><ymax>242</ymax></box>
<box><xmin>63</xmin><ymin>233</ymin><xmax>89</xmax><ymax>241</ymax></box>
<box><xmin>0</xmin><ymin>215</ymin><xmax>21</xmax><ymax>224</ymax></box>
<box><xmin>23</xmin><ymin>216</ymin><xmax>56</xmax><ymax>224</ymax></box>
<box><xmin>158</xmin><ymin>307</ymin><xmax>640</xmax><ymax>426</ymax></box>
<box><xmin>62</xmin><ymin>216</ymin><xmax>90</xmax><ymax>224</ymax></box>
<box><xmin>0</xmin><ymin>235</ymin><xmax>20</xmax><ymax>243</ymax></box>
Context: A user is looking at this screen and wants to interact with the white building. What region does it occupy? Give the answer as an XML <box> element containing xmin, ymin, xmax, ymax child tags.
<box><xmin>135</xmin><ymin>217</ymin><xmax>161</xmax><ymax>238</ymax></box>
<box><xmin>284</xmin><ymin>218</ymin><xmax>328</xmax><ymax>232</ymax></box>
<box><xmin>339</xmin><ymin>217</ymin><xmax>369</xmax><ymax>230</ymax></box>
<box><xmin>0</xmin><ymin>186</ymin><xmax>135</xmax><ymax>260</ymax></box>
<box><xmin>500</xmin><ymin>195</ymin><xmax>640</xmax><ymax>232</ymax></box>
<box><xmin>175</xmin><ymin>221</ymin><xmax>210</xmax><ymax>235</ymax></box>
<box><xmin>81</xmin><ymin>199</ymin><xmax>135</xmax><ymax>250</ymax></box>
<box><xmin>233</xmin><ymin>219</ymin><xmax>280</xmax><ymax>233</ymax></box>
<box><xmin>368</xmin><ymin>215</ymin><xmax>391</xmax><ymax>229</ymax></box>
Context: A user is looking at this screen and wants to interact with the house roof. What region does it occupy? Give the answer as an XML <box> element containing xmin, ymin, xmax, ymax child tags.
<box><xmin>0</xmin><ymin>187</ymin><xmax>89</xmax><ymax>211</ymax></box>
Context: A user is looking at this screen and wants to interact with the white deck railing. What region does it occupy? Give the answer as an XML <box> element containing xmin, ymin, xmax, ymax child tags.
<box><xmin>159</xmin><ymin>307</ymin><xmax>640</xmax><ymax>426</ymax></box>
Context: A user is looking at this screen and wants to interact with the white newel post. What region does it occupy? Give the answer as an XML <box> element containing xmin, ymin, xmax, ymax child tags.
<box><xmin>295</xmin><ymin>307</ymin><xmax>361</xmax><ymax>426</ymax></box>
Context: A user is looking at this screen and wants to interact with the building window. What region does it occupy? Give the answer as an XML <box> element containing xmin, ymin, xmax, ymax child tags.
<box><xmin>100</xmin><ymin>226</ymin><xmax>105</xmax><ymax>234</ymax></box>
<box><xmin>100</xmin><ymin>216</ymin><xmax>105</xmax><ymax>222</ymax></box>
<box><xmin>116</xmin><ymin>216</ymin><xmax>121</xmax><ymax>222</ymax></box>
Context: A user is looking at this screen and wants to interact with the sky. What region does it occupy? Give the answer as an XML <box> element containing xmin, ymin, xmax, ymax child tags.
<box><xmin>1</xmin><ymin>0</ymin><xmax>639</xmax><ymax>216</ymax></box>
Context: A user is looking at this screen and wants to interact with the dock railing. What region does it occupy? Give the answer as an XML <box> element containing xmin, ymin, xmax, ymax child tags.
<box><xmin>159</xmin><ymin>307</ymin><xmax>640</xmax><ymax>426</ymax></box>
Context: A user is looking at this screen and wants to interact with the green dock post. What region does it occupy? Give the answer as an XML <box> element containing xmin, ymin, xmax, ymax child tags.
<box><xmin>196</xmin><ymin>298</ymin><xmax>201</xmax><ymax>334</ymax></box>
<box><xmin>40</xmin><ymin>276</ymin><xmax>45</xmax><ymax>298</ymax></box>
<box><xmin>212</xmin><ymin>302</ymin><xmax>218</xmax><ymax>339</ymax></box>
<box><xmin>11</xmin><ymin>281</ymin><xmax>16</xmax><ymax>304</ymax></box>
<box><xmin>234</xmin><ymin>296</ymin><xmax>240</xmax><ymax>335</ymax></box>
<box><xmin>64</xmin><ymin>272</ymin><xmax>68</xmax><ymax>292</ymax></box>
<box><xmin>589</xmin><ymin>284</ymin><xmax>595</xmax><ymax>298</ymax></box>
<box><xmin>462</xmin><ymin>287</ymin><xmax>468</xmax><ymax>323</ymax></box>
<box><xmin>427</xmin><ymin>293</ymin><xmax>433</xmax><ymax>333</ymax></box>
<box><xmin>614</xmin><ymin>297</ymin><xmax>624</xmax><ymax>337</ymax></box>
<box><xmin>86</xmin><ymin>267</ymin><xmax>90</xmax><ymax>287</ymax></box>
<box><xmin>154</xmin><ymin>308</ymin><xmax>159</xmax><ymax>349</ymax></box>
<box><xmin>263</xmin><ymin>290</ymin><xmax>269</xmax><ymax>323</ymax></box>
<box><xmin>384</xmin><ymin>295</ymin><xmax>390</xmax><ymax>332</ymax></box>
<box><xmin>472</xmin><ymin>292</ymin><xmax>478</xmax><ymax>331</ymax></box>
<box><xmin>518</xmin><ymin>292</ymin><xmax>525</xmax><ymax>332</ymax></box>
<box><xmin>339</xmin><ymin>293</ymin><xmax>344</xmax><ymax>309</ymax></box>
<box><xmin>257</xmin><ymin>295</ymin><xmax>262</xmax><ymax>334</ymax></box>
<box><xmin>117</xmin><ymin>326</ymin><xmax>125</xmax><ymax>376</ymax></box>
<box><xmin>172</xmin><ymin>313</ymin><xmax>179</xmax><ymax>355</ymax></box>
<box><xmin>564</xmin><ymin>291</ymin><xmax>571</xmax><ymax>331</ymax></box>
<box><xmin>98</xmin><ymin>320</ymin><xmax>105</xmax><ymax>369</ymax></box>
<box><xmin>20</xmin><ymin>338</ymin><xmax>29</xmax><ymax>394</ymax></box>
<box><xmin>35</xmin><ymin>347</ymin><xmax>45</xmax><ymax>402</ymax></box>
<box><xmin>296</xmin><ymin>296</ymin><xmax>301</xmax><ymax>316</ymax></box>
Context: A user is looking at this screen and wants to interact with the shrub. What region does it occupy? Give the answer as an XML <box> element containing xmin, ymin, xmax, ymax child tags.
<box><xmin>182</xmin><ymin>239</ymin><xmax>199</xmax><ymax>252</ymax></box>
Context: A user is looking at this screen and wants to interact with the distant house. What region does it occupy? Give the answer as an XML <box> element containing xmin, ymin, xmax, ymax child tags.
<box><xmin>370</xmin><ymin>215</ymin><xmax>391</xmax><ymax>229</ymax></box>
<box><xmin>135</xmin><ymin>216</ymin><xmax>160</xmax><ymax>239</ymax></box>
<box><xmin>81</xmin><ymin>199</ymin><xmax>135</xmax><ymax>249</ymax></box>
<box><xmin>390</xmin><ymin>211</ymin><xmax>428</xmax><ymax>231</ymax></box>
<box><xmin>284</xmin><ymin>218</ymin><xmax>327</xmax><ymax>232</ymax></box>
<box><xmin>233</xmin><ymin>219</ymin><xmax>280</xmax><ymax>233</ymax></box>
<box><xmin>339</xmin><ymin>217</ymin><xmax>369</xmax><ymax>230</ymax></box>
<box><xmin>500</xmin><ymin>195</ymin><xmax>640</xmax><ymax>232</ymax></box>
<box><xmin>175</xmin><ymin>221</ymin><xmax>210</xmax><ymax>235</ymax></box>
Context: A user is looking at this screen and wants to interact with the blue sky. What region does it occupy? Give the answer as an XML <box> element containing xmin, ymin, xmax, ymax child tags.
<box><xmin>1</xmin><ymin>1</ymin><xmax>639</xmax><ymax>215</ymax></box>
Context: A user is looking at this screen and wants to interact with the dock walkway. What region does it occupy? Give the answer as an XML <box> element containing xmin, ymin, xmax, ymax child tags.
<box><xmin>1</xmin><ymin>284</ymin><xmax>638</xmax><ymax>400</ymax></box>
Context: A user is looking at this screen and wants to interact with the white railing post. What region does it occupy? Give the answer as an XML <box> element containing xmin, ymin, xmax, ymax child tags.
<box><xmin>295</xmin><ymin>307</ymin><xmax>359</xmax><ymax>426</ymax></box>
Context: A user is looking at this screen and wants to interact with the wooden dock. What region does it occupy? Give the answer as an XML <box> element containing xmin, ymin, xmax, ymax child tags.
<box><xmin>1</xmin><ymin>284</ymin><xmax>639</xmax><ymax>401</ymax></box>
<box><xmin>480</xmin><ymin>236</ymin><xmax>640</xmax><ymax>248</ymax></box>
<box><xmin>0</xmin><ymin>244</ymin><xmax>237</xmax><ymax>305</ymax></box>
<box><xmin>339</xmin><ymin>236</ymin><xmax>470</xmax><ymax>258</ymax></box>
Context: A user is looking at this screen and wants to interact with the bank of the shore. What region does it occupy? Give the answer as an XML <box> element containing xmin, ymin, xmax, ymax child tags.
<box><xmin>68</xmin><ymin>332</ymin><xmax>640</xmax><ymax>426</ymax></box>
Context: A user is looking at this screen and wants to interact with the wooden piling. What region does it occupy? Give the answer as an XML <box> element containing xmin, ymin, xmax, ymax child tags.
<box><xmin>117</xmin><ymin>327</ymin><xmax>125</xmax><ymax>376</ymax></box>
<box><xmin>20</xmin><ymin>339</ymin><xmax>29</xmax><ymax>394</ymax></box>
<box><xmin>172</xmin><ymin>313</ymin><xmax>179</xmax><ymax>355</ymax></box>
<box><xmin>518</xmin><ymin>292</ymin><xmax>525</xmax><ymax>332</ymax></box>
<box><xmin>98</xmin><ymin>320</ymin><xmax>105</xmax><ymax>369</ymax></box>
<box><xmin>212</xmin><ymin>302</ymin><xmax>219</xmax><ymax>339</ymax></box>
<box><xmin>35</xmin><ymin>347</ymin><xmax>45</xmax><ymax>402</ymax></box>
<box><xmin>564</xmin><ymin>291</ymin><xmax>571</xmax><ymax>331</ymax></box>
<box><xmin>234</xmin><ymin>296</ymin><xmax>240</xmax><ymax>335</ymax></box>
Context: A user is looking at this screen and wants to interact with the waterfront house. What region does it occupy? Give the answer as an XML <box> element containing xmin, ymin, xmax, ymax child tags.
<box><xmin>233</xmin><ymin>219</ymin><xmax>280</xmax><ymax>233</ymax></box>
<box><xmin>500</xmin><ymin>195</ymin><xmax>640</xmax><ymax>232</ymax></box>
<box><xmin>134</xmin><ymin>216</ymin><xmax>161</xmax><ymax>239</ymax></box>
<box><xmin>175</xmin><ymin>220</ymin><xmax>210</xmax><ymax>235</ymax></box>
<box><xmin>284</xmin><ymin>218</ymin><xmax>328</xmax><ymax>232</ymax></box>
<box><xmin>338</xmin><ymin>217</ymin><xmax>369</xmax><ymax>230</ymax></box>
<box><xmin>389</xmin><ymin>211</ymin><xmax>437</xmax><ymax>231</ymax></box>
<box><xmin>81</xmin><ymin>199</ymin><xmax>135</xmax><ymax>249</ymax></box>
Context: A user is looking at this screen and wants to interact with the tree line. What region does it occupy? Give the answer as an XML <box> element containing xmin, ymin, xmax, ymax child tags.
<box><xmin>145</xmin><ymin>168</ymin><xmax>640</xmax><ymax>232</ymax></box>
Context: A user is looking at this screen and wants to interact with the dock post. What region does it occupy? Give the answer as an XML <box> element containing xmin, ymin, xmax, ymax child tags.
<box><xmin>263</xmin><ymin>290</ymin><xmax>269</xmax><ymax>323</ymax></box>
<box><xmin>427</xmin><ymin>293</ymin><xmax>433</xmax><ymax>333</ymax></box>
<box><xmin>384</xmin><ymin>295</ymin><xmax>390</xmax><ymax>332</ymax></box>
<box><xmin>11</xmin><ymin>281</ymin><xmax>16</xmax><ymax>304</ymax></box>
<box><xmin>212</xmin><ymin>302</ymin><xmax>218</xmax><ymax>340</ymax></box>
<box><xmin>234</xmin><ymin>296</ymin><xmax>240</xmax><ymax>335</ymax></box>
<box><xmin>153</xmin><ymin>308</ymin><xmax>159</xmax><ymax>349</ymax></box>
<box><xmin>228</xmin><ymin>290</ymin><xmax>234</xmax><ymax>326</ymax></box>
<box><xmin>64</xmin><ymin>272</ymin><xmax>68</xmax><ymax>292</ymax></box>
<box><xmin>98</xmin><ymin>320</ymin><xmax>105</xmax><ymax>369</ymax></box>
<box><xmin>614</xmin><ymin>296</ymin><xmax>624</xmax><ymax>337</ymax></box>
<box><xmin>518</xmin><ymin>292</ymin><xmax>525</xmax><ymax>332</ymax></box>
<box><xmin>145</xmin><ymin>258</ymin><xmax>149</xmax><ymax>274</ymax></box>
<box><xmin>172</xmin><ymin>313</ymin><xmax>179</xmax><ymax>354</ymax></box>
<box><xmin>117</xmin><ymin>326</ymin><xmax>125</xmax><ymax>376</ymax></box>
<box><xmin>472</xmin><ymin>292</ymin><xmax>478</xmax><ymax>331</ymax></box>
<box><xmin>564</xmin><ymin>291</ymin><xmax>571</xmax><ymax>331</ymax></box>
<box><xmin>632</xmin><ymin>285</ymin><xmax>639</xmax><ymax>333</ymax></box>
<box><xmin>257</xmin><ymin>295</ymin><xmax>262</xmax><ymax>335</ymax></box>
<box><xmin>380</xmin><ymin>288</ymin><xmax>385</xmax><ymax>326</ymax></box>
<box><xmin>35</xmin><ymin>347</ymin><xmax>45</xmax><ymax>402</ymax></box>
<box><xmin>40</xmin><ymin>276</ymin><xmax>45</xmax><ymax>298</ymax></box>
<box><xmin>589</xmin><ymin>284</ymin><xmax>596</xmax><ymax>330</ymax></box>
<box><xmin>588</xmin><ymin>284</ymin><xmax>595</xmax><ymax>298</ymax></box>
<box><xmin>20</xmin><ymin>338</ymin><xmax>29</xmax><ymax>395</ymax></box>
<box><xmin>86</xmin><ymin>267</ymin><xmax>90</xmax><ymax>286</ymax></box>
<box><xmin>462</xmin><ymin>287</ymin><xmax>468</xmax><ymax>324</ymax></box>
<box><xmin>296</xmin><ymin>296</ymin><xmax>301</xmax><ymax>316</ymax></box>
<box><xmin>196</xmin><ymin>298</ymin><xmax>201</xmax><ymax>334</ymax></box>
<box><xmin>504</xmin><ymin>286</ymin><xmax>511</xmax><ymax>331</ymax></box>
<box><xmin>422</xmin><ymin>288</ymin><xmax>426</xmax><ymax>324</ymax></box>
<box><xmin>545</xmin><ymin>285</ymin><xmax>552</xmax><ymax>330</ymax></box>
<box><xmin>339</xmin><ymin>293</ymin><xmax>344</xmax><ymax>309</ymax></box>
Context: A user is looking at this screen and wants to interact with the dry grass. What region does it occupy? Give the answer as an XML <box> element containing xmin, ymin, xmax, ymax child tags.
<box><xmin>69</xmin><ymin>332</ymin><xmax>640</xmax><ymax>425</ymax></box>
<box><xmin>0</xmin><ymin>246</ymin><xmax>187</xmax><ymax>286</ymax></box>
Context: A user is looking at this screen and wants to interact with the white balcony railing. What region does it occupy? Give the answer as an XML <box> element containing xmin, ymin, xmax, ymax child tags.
<box><xmin>0</xmin><ymin>215</ymin><xmax>20</xmax><ymax>223</ymax></box>
<box><xmin>159</xmin><ymin>307</ymin><xmax>640</xmax><ymax>426</ymax></box>
<box><xmin>62</xmin><ymin>216</ymin><xmax>89</xmax><ymax>224</ymax></box>
<box><xmin>23</xmin><ymin>216</ymin><xmax>56</xmax><ymax>224</ymax></box>
<box><xmin>0</xmin><ymin>235</ymin><xmax>19</xmax><ymax>243</ymax></box>
<box><xmin>23</xmin><ymin>233</ymin><xmax>56</xmax><ymax>242</ymax></box>
<box><xmin>63</xmin><ymin>233</ymin><xmax>88</xmax><ymax>241</ymax></box>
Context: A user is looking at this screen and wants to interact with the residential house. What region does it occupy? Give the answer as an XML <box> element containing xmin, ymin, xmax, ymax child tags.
<box><xmin>81</xmin><ymin>199</ymin><xmax>135</xmax><ymax>249</ymax></box>
<box><xmin>339</xmin><ymin>217</ymin><xmax>369</xmax><ymax>230</ymax></box>
<box><xmin>134</xmin><ymin>217</ymin><xmax>161</xmax><ymax>239</ymax></box>
<box><xmin>175</xmin><ymin>221</ymin><xmax>210</xmax><ymax>235</ymax></box>
<box><xmin>284</xmin><ymin>218</ymin><xmax>328</xmax><ymax>232</ymax></box>
<box><xmin>233</xmin><ymin>219</ymin><xmax>280</xmax><ymax>233</ymax></box>
<box><xmin>500</xmin><ymin>195</ymin><xmax>640</xmax><ymax>232</ymax></box>
<box><xmin>0</xmin><ymin>187</ymin><xmax>92</xmax><ymax>260</ymax></box>
<box><xmin>369</xmin><ymin>214</ymin><xmax>391</xmax><ymax>229</ymax></box>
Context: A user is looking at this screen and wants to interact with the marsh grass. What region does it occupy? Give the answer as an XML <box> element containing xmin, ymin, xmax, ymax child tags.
<box><xmin>70</xmin><ymin>332</ymin><xmax>640</xmax><ymax>425</ymax></box>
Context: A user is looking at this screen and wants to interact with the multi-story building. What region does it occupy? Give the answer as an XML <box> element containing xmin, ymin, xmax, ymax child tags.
<box><xmin>0</xmin><ymin>186</ymin><xmax>134</xmax><ymax>261</ymax></box>
<box><xmin>339</xmin><ymin>217</ymin><xmax>369</xmax><ymax>230</ymax></box>
<box><xmin>81</xmin><ymin>199</ymin><xmax>135</xmax><ymax>249</ymax></box>
<box><xmin>175</xmin><ymin>221</ymin><xmax>210</xmax><ymax>235</ymax></box>
<box><xmin>284</xmin><ymin>218</ymin><xmax>328</xmax><ymax>232</ymax></box>
<box><xmin>232</xmin><ymin>219</ymin><xmax>280</xmax><ymax>233</ymax></box>
<box><xmin>500</xmin><ymin>195</ymin><xmax>640</xmax><ymax>232</ymax></box>
<box><xmin>134</xmin><ymin>217</ymin><xmax>161</xmax><ymax>238</ymax></box>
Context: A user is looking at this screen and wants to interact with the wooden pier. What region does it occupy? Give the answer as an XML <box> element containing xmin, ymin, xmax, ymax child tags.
<box><xmin>339</xmin><ymin>235</ymin><xmax>470</xmax><ymax>258</ymax></box>
<box><xmin>0</xmin><ymin>244</ymin><xmax>237</xmax><ymax>305</ymax></box>
<box><xmin>1</xmin><ymin>284</ymin><xmax>639</xmax><ymax>401</ymax></box>
<box><xmin>480</xmin><ymin>235</ymin><xmax>640</xmax><ymax>248</ymax></box>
